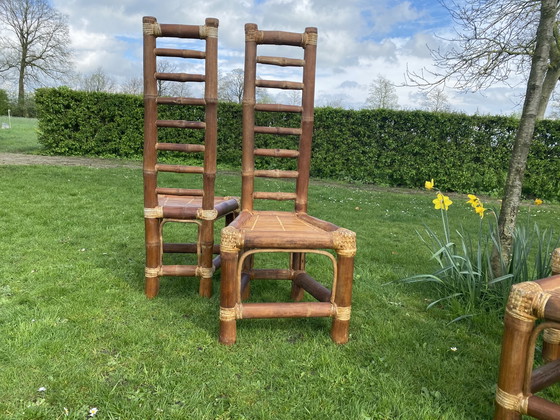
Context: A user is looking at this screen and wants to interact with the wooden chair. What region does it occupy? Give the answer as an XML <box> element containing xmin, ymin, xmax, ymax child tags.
<box><xmin>494</xmin><ymin>248</ymin><xmax>560</xmax><ymax>419</ymax></box>
<box><xmin>218</xmin><ymin>23</ymin><xmax>356</xmax><ymax>345</ymax></box>
<box><xmin>142</xmin><ymin>16</ymin><xmax>238</xmax><ymax>298</ymax></box>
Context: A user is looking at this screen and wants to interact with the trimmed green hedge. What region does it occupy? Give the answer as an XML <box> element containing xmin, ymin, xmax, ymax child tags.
<box><xmin>36</xmin><ymin>87</ymin><xmax>560</xmax><ymax>200</ymax></box>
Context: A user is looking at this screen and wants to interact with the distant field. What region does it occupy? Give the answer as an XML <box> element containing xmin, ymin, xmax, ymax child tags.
<box><xmin>0</xmin><ymin>117</ymin><xmax>40</xmax><ymax>154</ymax></box>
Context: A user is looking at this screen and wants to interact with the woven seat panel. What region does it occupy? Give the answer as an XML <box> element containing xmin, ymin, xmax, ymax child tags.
<box><xmin>240</xmin><ymin>211</ymin><xmax>327</xmax><ymax>234</ymax></box>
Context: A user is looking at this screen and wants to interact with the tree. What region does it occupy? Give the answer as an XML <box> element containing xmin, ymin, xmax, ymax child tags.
<box><xmin>366</xmin><ymin>75</ymin><xmax>399</xmax><ymax>109</ymax></box>
<box><xmin>0</xmin><ymin>0</ymin><xmax>72</xmax><ymax>109</ymax></box>
<box><xmin>219</xmin><ymin>68</ymin><xmax>244</xmax><ymax>103</ymax></box>
<box><xmin>407</xmin><ymin>0</ymin><xmax>559</xmax><ymax>119</ymax></box>
<box><xmin>120</xmin><ymin>76</ymin><xmax>143</xmax><ymax>95</ymax></box>
<box><xmin>492</xmin><ymin>0</ymin><xmax>557</xmax><ymax>275</ymax></box>
<box><xmin>80</xmin><ymin>67</ymin><xmax>116</xmax><ymax>93</ymax></box>
<box><xmin>419</xmin><ymin>87</ymin><xmax>451</xmax><ymax>112</ymax></box>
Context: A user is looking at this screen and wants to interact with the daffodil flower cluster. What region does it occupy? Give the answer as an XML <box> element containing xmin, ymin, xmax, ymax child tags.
<box><xmin>424</xmin><ymin>179</ymin><xmax>453</xmax><ymax>211</ymax></box>
<box><xmin>466</xmin><ymin>194</ymin><xmax>487</xmax><ymax>219</ymax></box>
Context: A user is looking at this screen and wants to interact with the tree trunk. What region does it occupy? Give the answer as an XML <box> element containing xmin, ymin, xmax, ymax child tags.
<box><xmin>492</xmin><ymin>0</ymin><xmax>557</xmax><ymax>276</ymax></box>
<box><xmin>536</xmin><ymin>22</ymin><xmax>560</xmax><ymax>120</ymax></box>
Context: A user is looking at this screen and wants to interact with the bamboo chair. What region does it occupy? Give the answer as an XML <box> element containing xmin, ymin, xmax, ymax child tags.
<box><xmin>494</xmin><ymin>248</ymin><xmax>560</xmax><ymax>419</ymax></box>
<box><xmin>218</xmin><ymin>23</ymin><xmax>356</xmax><ymax>345</ymax></box>
<box><xmin>142</xmin><ymin>16</ymin><xmax>238</xmax><ymax>298</ymax></box>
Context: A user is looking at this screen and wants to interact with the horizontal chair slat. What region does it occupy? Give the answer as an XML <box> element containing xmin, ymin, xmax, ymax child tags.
<box><xmin>255</xmin><ymin>103</ymin><xmax>302</xmax><ymax>113</ymax></box>
<box><xmin>257</xmin><ymin>56</ymin><xmax>305</xmax><ymax>67</ymax></box>
<box><xmin>156</xmin><ymin>187</ymin><xmax>204</xmax><ymax>196</ymax></box>
<box><xmin>156</xmin><ymin>143</ymin><xmax>205</xmax><ymax>153</ymax></box>
<box><xmin>156</xmin><ymin>72</ymin><xmax>205</xmax><ymax>82</ymax></box>
<box><xmin>249</xmin><ymin>269</ymin><xmax>294</xmax><ymax>280</ymax></box>
<box><xmin>155</xmin><ymin>48</ymin><xmax>205</xmax><ymax>59</ymax></box>
<box><xmin>254</xmin><ymin>169</ymin><xmax>299</xmax><ymax>179</ymax></box>
<box><xmin>158</xmin><ymin>23</ymin><xmax>202</xmax><ymax>39</ymax></box>
<box><xmin>157</xmin><ymin>97</ymin><xmax>206</xmax><ymax>106</ymax></box>
<box><xmin>156</xmin><ymin>120</ymin><xmax>206</xmax><ymax>129</ymax></box>
<box><xmin>241</xmin><ymin>302</ymin><xmax>333</xmax><ymax>319</ymax></box>
<box><xmin>254</xmin><ymin>126</ymin><xmax>301</xmax><ymax>135</ymax></box>
<box><xmin>156</xmin><ymin>164</ymin><xmax>204</xmax><ymax>174</ymax></box>
<box><xmin>254</xmin><ymin>148</ymin><xmax>299</xmax><ymax>158</ymax></box>
<box><xmin>163</xmin><ymin>243</ymin><xmax>220</xmax><ymax>254</ymax></box>
<box><xmin>253</xmin><ymin>191</ymin><xmax>297</xmax><ymax>201</ymax></box>
<box><xmin>293</xmin><ymin>272</ymin><xmax>332</xmax><ymax>302</ymax></box>
<box><xmin>256</xmin><ymin>79</ymin><xmax>303</xmax><ymax>90</ymax></box>
<box><xmin>259</xmin><ymin>30</ymin><xmax>308</xmax><ymax>47</ymax></box>
<box><xmin>160</xmin><ymin>264</ymin><xmax>198</xmax><ymax>277</ymax></box>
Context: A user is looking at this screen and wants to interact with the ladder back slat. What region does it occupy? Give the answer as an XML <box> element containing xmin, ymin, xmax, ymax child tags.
<box><xmin>253</xmin><ymin>192</ymin><xmax>297</xmax><ymax>201</ymax></box>
<box><xmin>254</xmin><ymin>148</ymin><xmax>299</xmax><ymax>158</ymax></box>
<box><xmin>156</xmin><ymin>72</ymin><xmax>205</xmax><ymax>82</ymax></box>
<box><xmin>157</xmin><ymin>23</ymin><xmax>203</xmax><ymax>39</ymax></box>
<box><xmin>254</xmin><ymin>126</ymin><xmax>301</xmax><ymax>135</ymax></box>
<box><xmin>254</xmin><ymin>170</ymin><xmax>299</xmax><ymax>179</ymax></box>
<box><xmin>256</xmin><ymin>79</ymin><xmax>303</xmax><ymax>90</ymax></box>
<box><xmin>155</xmin><ymin>48</ymin><xmax>205</xmax><ymax>59</ymax></box>
<box><xmin>257</xmin><ymin>56</ymin><xmax>305</xmax><ymax>67</ymax></box>
<box><xmin>156</xmin><ymin>120</ymin><xmax>206</xmax><ymax>129</ymax></box>
<box><xmin>156</xmin><ymin>164</ymin><xmax>204</xmax><ymax>174</ymax></box>
<box><xmin>156</xmin><ymin>143</ymin><xmax>205</xmax><ymax>153</ymax></box>
<box><xmin>157</xmin><ymin>97</ymin><xmax>206</xmax><ymax>106</ymax></box>
<box><xmin>255</xmin><ymin>103</ymin><xmax>302</xmax><ymax>113</ymax></box>
<box><xmin>156</xmin><ymin>187</ymin><xmax>204</xmax><ymax>196</ymax></box>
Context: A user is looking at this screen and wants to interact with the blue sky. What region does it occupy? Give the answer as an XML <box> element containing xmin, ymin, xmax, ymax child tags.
<box><xmin>49</xmin><ymin>0</ymin><xmax>529</xmax><ymax>115</ymax></box>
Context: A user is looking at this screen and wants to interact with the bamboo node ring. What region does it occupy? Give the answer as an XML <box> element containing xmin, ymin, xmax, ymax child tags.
<box><xmin>143</xmin><ymin>22</ymin><xmax>162</xmax><ymax>37</ymax></box>
<box><xmin>334</xmin><ymin>305</ymin><xmax>351</xmax><ymax>321</ymax></box>
<box><xmin>145</xmin><ymin>267</ymin><xmax>161</xmax><ymax>278</ymax></box>
<box><xmin>220</xmin><ymin>304</ymin><xmax>242</xmax><ymax>321</ymax></box>
<box><xmin>196</xmin><ymin>266</ymin><xmax>215</xmax><ymax>278</ymax></box>
<box><xmin>197</xmin><ymin>208</ymin><xmax>218</xmax><ymax>220</ymax></box>
<box><xmin>495</xmin><ymin>387</ymin><xmax>529</xmax><ymax>414</ymax></box>
<box><xmin>333</xmin><ymin>228</ymin><xmax>356</xmax><ymax>257</ymax></box>
<box><xmin>543</xmin><ymin>327</ymin><xmax>560</xmax><ymax>344</ymax></box>
<box><xmin>144</xmin><ymin>207</ymin><xmax>164</xmax><ymax>218</ymax></box>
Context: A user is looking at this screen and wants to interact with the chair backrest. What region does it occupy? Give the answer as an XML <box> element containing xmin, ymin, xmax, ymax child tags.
<box><xmin>142</xmin><ymin>16</ymin><xmax>219</xmax><ymax>212</ymax></box>
<box><xmin>241</xmin><ymin>23</ymin><xmax>318</xmax><ymax>213</ymax></box>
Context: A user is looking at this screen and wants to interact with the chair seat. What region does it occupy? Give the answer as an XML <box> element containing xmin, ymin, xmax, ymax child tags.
<box><xmin>158</xmin><ymin>195</ymin><xmax>239</xmax><ymax>219</ymax></box>
<box><xmin>229</xmin><ymin>210</ymin><xmax>353</xmax><ymax>251</ymax></box>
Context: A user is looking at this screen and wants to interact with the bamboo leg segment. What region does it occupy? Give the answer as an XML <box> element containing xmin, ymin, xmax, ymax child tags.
<box><xmin>144</xmin><ymin>217</ymin><xmax>161</xmax><ymax>298</ymax></box>
<box><xmin>219</xmin><ymin>250</ymin><xmax>239</xmax><ymax>345</ymax></box>
<box><xmin>494</xmin><ymin>313</ymin><xmax>535</xmax><ymax>419</ymax></box>
<box><xmin>331</xmin><ymin>254</ymin><xmax>354</xmax><ymax>344</ymax></box>
<box><xmin>198</xmin><ymin>219</ymin><xmax>214</xmax><ymax>298</ymax></box>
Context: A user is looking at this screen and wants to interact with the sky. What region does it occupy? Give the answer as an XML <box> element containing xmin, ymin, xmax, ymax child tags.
<box><xmin>49</xmin><ymin>0</ymin><xmax>531</xmax><ymax>115</ymax></box>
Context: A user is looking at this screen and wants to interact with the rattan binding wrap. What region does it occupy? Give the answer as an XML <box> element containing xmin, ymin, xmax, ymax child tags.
<box><xmin>553</xmin><ymin>248</ymin><xmax>560</xmax><ymax>275</ymax></box>
<box><xmin>495</xmin><ymin>388</ymin><xmax>528</xmax><ymax>414</ymax></box>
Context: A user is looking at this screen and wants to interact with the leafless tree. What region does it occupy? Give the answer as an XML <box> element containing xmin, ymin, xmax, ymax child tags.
<box><xmin>0</xmin><ymin>0</ymin><xmax>72</xmax><ymax>108</ymax></box>
<box><xmin>366</xmin><ymin>75</ymin><xmax>399</xmax><ymax>109</ymax></box>
<box><xmin>407</xmin><ymin>0</ymin><xmax>560</xmax><ymax>119</ymax></box>
<box><xmin>120</xmin><ymin>76</ymin><xmax>143</xmax><ymax>95</ymax></box>
<box><xmin>219</xmin><ymin>68</ymin><xmax>244</xmax><ymax>103</ymax></box>
<box><xmin>80</xmin><ymin>67</ymin><xmax>116</xmax><ymax>93</ymax></box>
<box><xmin>419</xmin><ymin>88</ymin><xmax>451</xmax><ymax>112</ymax></box>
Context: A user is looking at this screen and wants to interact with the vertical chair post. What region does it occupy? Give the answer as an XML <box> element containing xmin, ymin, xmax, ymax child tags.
<box><xmin>219</xmin><ymin>226</ymin><xmax>242</xmax><ymax>345</ymax></box>
<box><xmin>542</xmin><ymin>248</ymin><xmax>560</xmax><ymax>362</ymax></box>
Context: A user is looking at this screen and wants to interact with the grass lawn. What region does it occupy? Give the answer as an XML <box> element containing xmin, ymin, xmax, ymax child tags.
<box><xmin>0</xmin><ymin>117</ymin><xmax>41</xmax><ymax>154</ymax></box>
<box><xmin>1</xmin><ymin>162</ymin><xmax>559</xmax><ymax>419</ymax></box>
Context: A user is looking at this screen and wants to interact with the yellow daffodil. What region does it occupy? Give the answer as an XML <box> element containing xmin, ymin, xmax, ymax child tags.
<box><xmin>535</xmin><ymin>198</ymin><xmax>543</xmax><ymax>206</ymax></box>
<box><xmin>425</xmin><ymin>179</ymin><xmax>434</xmax><ymax>190</ymax></box>
<box><xmin>466</xmin><ymin>194</ymin><xmax>480</xmax><ymax>208</ymax></box>
<box><xmin>474</xmin><ymin>205</ymin><xmax>487</xmax><ymax>218</ymax></box>
<box><xmin>433</xmin><ymin>193</ymin><xmax>452</xmax><ymax>210</ymax></box>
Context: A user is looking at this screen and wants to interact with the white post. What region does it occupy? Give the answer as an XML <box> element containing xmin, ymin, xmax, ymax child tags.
<box><xmin>8</xmin><ymin>109</ymin><xmax>11</xmax><ymax>128</ymax></box>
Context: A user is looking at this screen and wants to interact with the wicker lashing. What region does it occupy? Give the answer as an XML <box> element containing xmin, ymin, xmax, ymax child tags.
<box><xmin>218</xmin><ymin>23</ymin><xmax>356</xmax><ymax>345</ymax></box>
<box><xmin>142</xmin><ymin>16</ymin><xmax>238</xmax><ymax>299</ymax></box>
<box><xmin>494</xmin><ymin>249</ymin><xmax>560</xmax><ymax>419</ymax></box>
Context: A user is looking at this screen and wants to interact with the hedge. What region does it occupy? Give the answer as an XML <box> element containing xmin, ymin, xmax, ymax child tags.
<box><xmin>35</xmin><ymin>87</ymin><xmax>560</xmax><ymax>200</ymax></box>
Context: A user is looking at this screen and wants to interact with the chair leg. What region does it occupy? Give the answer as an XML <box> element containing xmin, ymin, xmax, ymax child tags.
<box><xmin>198</xmin><ymin>220</ymin><xmax>214</xmax><ymax>298</ymax></box>
<box><xmin>331</xmin><ymin>253</ymin><xmax>354</xmax><ymax>344</ymax></box>
<box><xmin>494</xmin><ymin>313</ymin><xmax>535</xmax><ymax>419</ymax></box>
<box><xmin>145</xmin><ymin>217</ymin><xmax>161</xmax><ymax>298</ymax></box>
<box><xmin>220</xmin><ymin>248</ymin><xmax>239</xmax><ymax>345</ymax></box>
<box><xmin>290</xmin><ymin>252</ymin><xmax>306</xmax><ymax>301</ymax></box>
<box><xmin>542</xmin><ymin>328</ymin><xmax>560</xmax><ymax>362</ymax></box>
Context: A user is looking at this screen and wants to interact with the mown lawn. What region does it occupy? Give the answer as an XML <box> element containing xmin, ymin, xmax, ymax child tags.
<box><xmin>1</xmin><ymin>160</ymin><xmax>559</xmax><ymax>419</ymax></box>
<box><xmin>0</xmin><ymin>117</ymin><xmax>41</xmax><ymax>154</ymax></box>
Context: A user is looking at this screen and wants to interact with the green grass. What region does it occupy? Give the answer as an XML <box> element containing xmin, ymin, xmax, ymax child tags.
<box><xmin>0</xmin><ymin>117</ymin><xmax>41</xmax><ymax>154</ymax></box>
<box><xmin>1</xmin><ymin>163</ymin><xmax>559</xmax><ymax>419</ymax></box>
